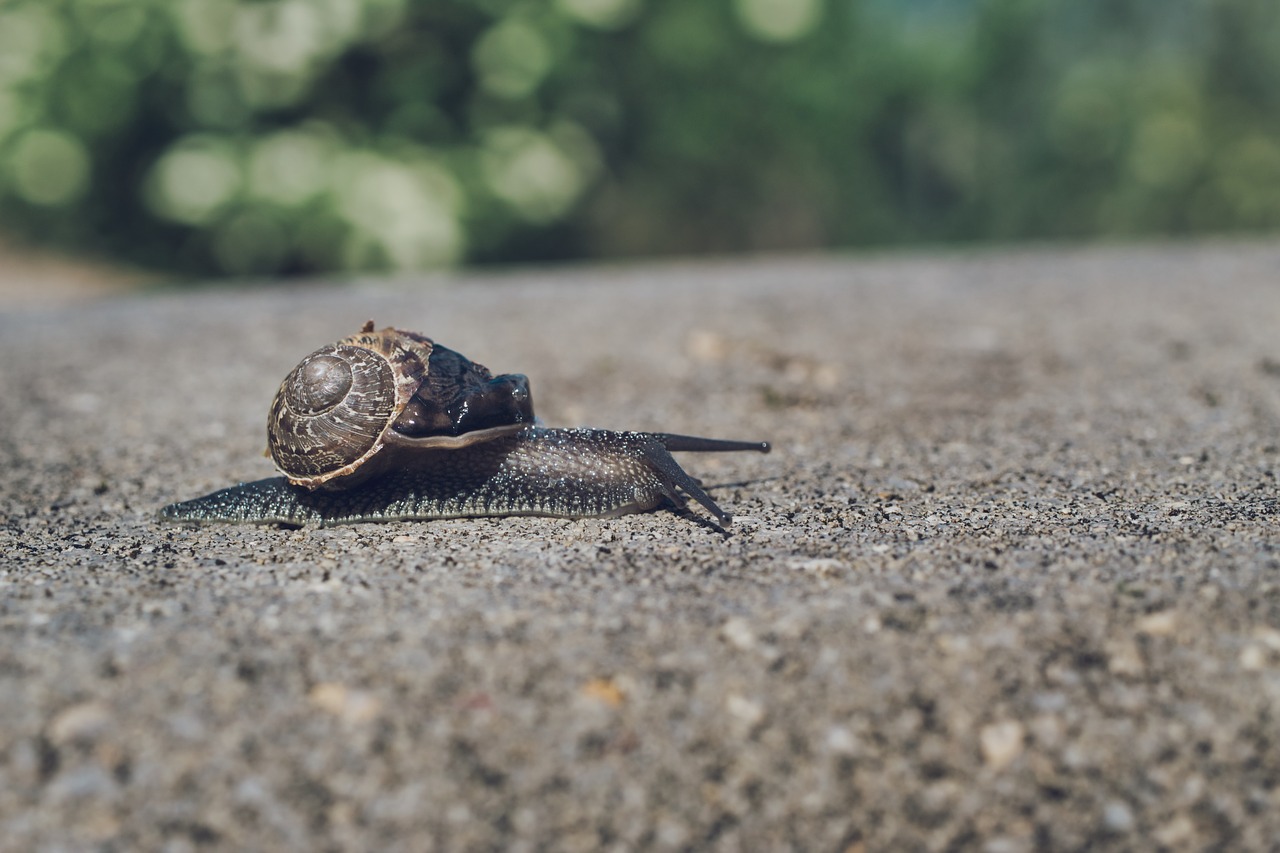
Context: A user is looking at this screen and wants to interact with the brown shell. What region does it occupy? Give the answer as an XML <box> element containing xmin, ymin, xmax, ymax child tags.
<box><xmin>269</xmin><ymin>324</ymin><xmax>433</xmax><ymax>489</ymax></box>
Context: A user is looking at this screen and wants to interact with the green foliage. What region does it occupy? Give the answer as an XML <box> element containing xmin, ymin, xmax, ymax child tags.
<box><xmin>1</xmin><ymin>0</ymin><xmax>1279</xmax><ymax>276</ymax></box>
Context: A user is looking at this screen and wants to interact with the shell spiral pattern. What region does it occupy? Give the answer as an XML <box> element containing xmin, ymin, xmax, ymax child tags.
<box><xmin>268</xmin><ymin>326</ymin><xmax>433</xmax><ymax>488</ymax></box>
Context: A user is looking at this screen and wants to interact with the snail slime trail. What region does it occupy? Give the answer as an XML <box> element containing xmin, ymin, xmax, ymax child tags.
<box><xmin>160</xmin><ymin>323</ymin><xmax>771</xmax><ymax>528</ymax></box>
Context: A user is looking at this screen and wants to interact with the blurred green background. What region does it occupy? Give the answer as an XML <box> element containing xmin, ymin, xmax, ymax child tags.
<box><xmin>1</xmin><ymin>0</ymin><xmax>1278</xmax><ymax>279</ymax></box>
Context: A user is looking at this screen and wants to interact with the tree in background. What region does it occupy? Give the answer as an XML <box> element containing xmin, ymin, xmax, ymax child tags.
<box><xmin>1</xmin><ymin>0</ymin><xmax>1278</xmax><ymax>277</ymax></box>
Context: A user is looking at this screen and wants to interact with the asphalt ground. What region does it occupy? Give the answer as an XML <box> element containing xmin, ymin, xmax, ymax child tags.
<box><xmin>2</xmin><ymin>242</ymin><xmax>1279</xmax><ymax>851</ymax></box>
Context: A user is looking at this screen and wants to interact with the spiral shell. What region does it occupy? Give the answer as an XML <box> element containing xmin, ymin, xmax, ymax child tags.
<box><xmin>268</xmin><ymin>324</ymin><xmax>433</xmax><ymax>489</ymax></box>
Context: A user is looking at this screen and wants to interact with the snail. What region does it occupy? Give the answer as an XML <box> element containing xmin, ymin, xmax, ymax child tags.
<box><xmin>160</xmin><ymin>322</ymin><xmax>770</xmax><ymax>528</ymax></box>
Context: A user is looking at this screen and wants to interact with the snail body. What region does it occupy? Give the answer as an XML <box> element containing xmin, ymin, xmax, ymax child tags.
<box><xmin>161</xmin><ymin>323</ymin><xmax>769</xmax><ymax>528</ymax></box>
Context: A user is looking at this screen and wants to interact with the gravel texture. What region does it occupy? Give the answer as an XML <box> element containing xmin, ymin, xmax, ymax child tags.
<box><xmin>2</xmin><ymin>242</ymin><xmax>1280</xmax><ymax>851</ymax></box>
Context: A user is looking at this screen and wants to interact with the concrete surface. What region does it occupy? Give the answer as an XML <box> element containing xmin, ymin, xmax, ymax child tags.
<box><xmin>2</xmin><ymin>242</ymin><xmax>1279</xmax><ymax>851</ymax></box>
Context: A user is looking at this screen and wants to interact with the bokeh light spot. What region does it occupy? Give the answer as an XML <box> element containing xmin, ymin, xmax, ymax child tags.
<box><xmin>0</xmin><ymin>6</ymin><xmax>66</xmax><ymax>84</ymax></box>
<box><xmin>334</xmin><ymin>153</ymin><xmax>462</xmax><ymax>269</ymax></box>
<box><xmin>10</xmin><ymin>128</ymin><xmax>91</xmax><ymax>207</ymax></box>
<box><xmin>556</xmin><ymin>0</ymin><xmax>642</xmax><ymax>31</ymax></box>
<box><xmin>733</xmin><ymin>0</ymin><xmax>822</xmax><ymax>43</ymax></box>
<box><xmin>482</xmin><ymin>127</ymin><xmax>586</xmax><ymax>224</ymax></box>
<box><xmin>473</xmin><ymin>18</ymin><xmax>552</xmax><ymax>99</ymax></box>
<box><xmin>234</xmin><ymin>0</ymin><xmax>324</xmax><ymax>75</ymax></box>
<box><xmin>146</xmin><ymin>137</ymin><xmax>242</xmax><ymax>225</ymax></box>
<box><xmin>173</xmin><ymin>0</ymin><xmax>236</xmax><ymax>56</ymax></box>
<box><xmin>248</xmin><ymin>130</ymin><xmax>331</xmax><ymax>207</ymax></box>
<box><xmin>314</xmin><ymin>0</ymin><xmax>363</xmax><ymax>46</ymax></box>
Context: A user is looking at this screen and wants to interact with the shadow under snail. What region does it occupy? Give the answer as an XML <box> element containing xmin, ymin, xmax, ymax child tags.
<box><xmin>160</xmin><ymin>322</ymin><xmax>770</xmax><ymax>528</ymax></box>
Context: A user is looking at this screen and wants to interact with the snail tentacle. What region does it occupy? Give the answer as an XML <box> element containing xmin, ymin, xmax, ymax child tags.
<box><xmin>637</xmin><ymin>434</ymin><xmax>770</xmax><ymax>525</ymax></box>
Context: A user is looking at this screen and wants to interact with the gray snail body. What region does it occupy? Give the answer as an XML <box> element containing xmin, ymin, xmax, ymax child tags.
<box><xmin>160</xmin><ymin>323</ymin><xmax>769</xmax><ymax>528</ymax></box>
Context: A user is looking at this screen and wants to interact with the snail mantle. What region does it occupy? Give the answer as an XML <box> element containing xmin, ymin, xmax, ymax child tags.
<box><xmin>160</xmin><ymin>322</ymin><xmax>771</xmax><ymax>528</ymax></box>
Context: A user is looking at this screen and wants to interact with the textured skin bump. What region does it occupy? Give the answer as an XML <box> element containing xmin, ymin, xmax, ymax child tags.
<box><xmin>162</xmin><ymin>428</ymin><xmax>672</xmax><ymax>527</ymax></box>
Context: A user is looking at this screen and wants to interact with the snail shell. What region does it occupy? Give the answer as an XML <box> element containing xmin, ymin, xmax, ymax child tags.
<box><xmin>269</xmin><ymin>321</ymin><xmax>533</xmax><ymax>490</ymax></box>
<box><xmin>161</xmin><ymin>322</ymin><xmax>769</xmax><ymax>528</ymax></box>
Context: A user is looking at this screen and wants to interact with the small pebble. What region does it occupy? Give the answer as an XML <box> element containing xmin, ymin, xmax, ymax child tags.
<box><xmin>1102</xmin><ymin>800</ymin><xmax>1134</xmax><ymax>833</ymax></box>
<box><xmin>980</xmin><ymin>720</ymin><xmax>1025</xmax><ymax>770</ymax></box>
<box><xmin>309</xmin><ymin>683</ymin><xmax>382</xmax><ymax>723</ymax></box>
<box><xmin>720</xmin><ymin>617</ymin><xmax>757</xmax><ymax>651</ymax></box>
<box><xmin>580</xmin><ymin>678</ymin><xmax>625</xmax><ymax>708</ymax></box>
<box><xmin>983</xmin><ymin>836</ymin><xmax>1028</xmax><ymax>853</ymax></box>
<box><xmin>1135</xmin><ymin>610</ymin><xmax>1177</xmax><ymax>636</ymax></box>
<box><xmin>1106</xmin><ymin>640</ymin><xmax>1144</xmax><ymax>677</ymax></box>
<box><xmin>685</xmin><ymin>329</ymin><xmax>728</xmax><ymax>362</ymax></box>
<box><xmin>1239</xmin><ymin>645</ymin><xmax>1266</xmax><ymax>671</ymax></box>
<box><xmin>726</xmin><ymin>694</ymin><xmax>765</xmax><ymax>727</ymax></box>
<box><xmin>48</xmin><ymin>700</ymin><xmax>112</xmax><ymax>745</ymax></box>
<box><xmin>1254</xmin><ymin>627</ymin><xmax>1280</xmax><ymax>651</ymax></box>
<box><xmin>824</xmin><ymin>725</ymin><xmax>857</xmax><ymax>755</ymax></box>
